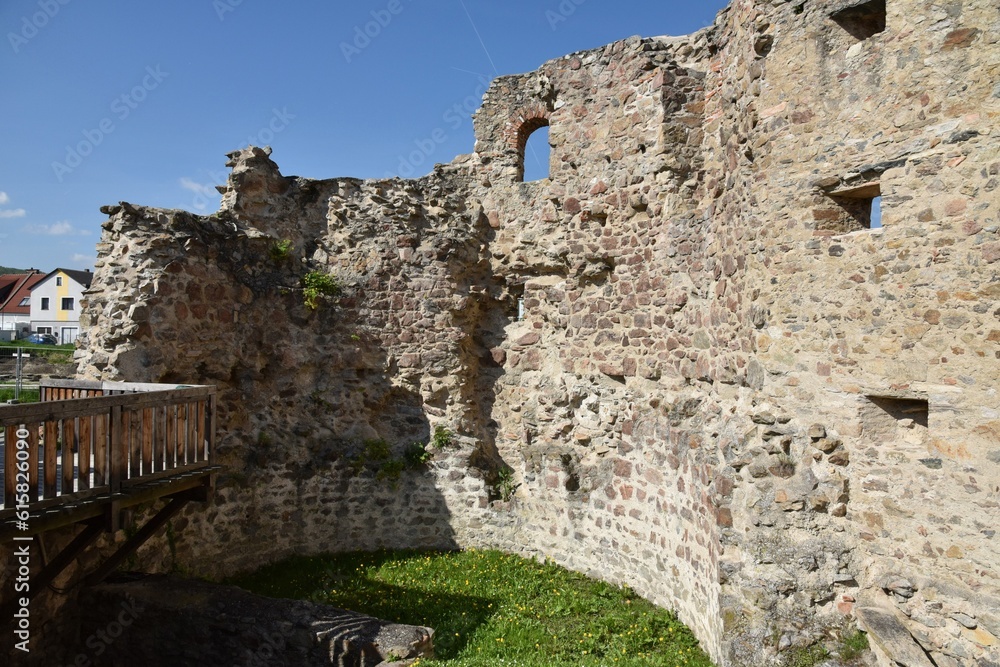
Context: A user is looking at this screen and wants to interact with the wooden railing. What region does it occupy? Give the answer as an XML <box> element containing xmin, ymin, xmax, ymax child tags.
<box><xmin>0</xmin><ymin>380</ymin><xmax>216</xmax><ymax>516</ymax></box>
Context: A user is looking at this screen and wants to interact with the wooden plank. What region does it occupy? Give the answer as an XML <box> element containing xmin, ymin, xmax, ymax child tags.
<box><xmin>197</xmin><ymin>400</ymin><xmax>207</xmax><ymax>462</ymax></box>
<box><xmin>84</xmin><ymin>493</ymin><xmax>193</xmax><ymax>587</ymax></box>
<box><xmin>154</xmin><ymin>406</ymin><xmax>164</xmax><ymax>473</ymax></box>
<box><xmin>129</xmin><ymin>409</ymin><xmax>141</xmax><ymax>480</ymax></box>
<box><xmin>207</xmin><ymin>393</ymin><xmax>217</xmax><ymax>465</ymax></box>
<box><xmin>4</xmin><ymin>425</ymin><xmax>16</xmax><ymax>508</ymax></box>
<box><xmin>164</xmin><ymin>404</ymin><xmax>176</xmax><ymax>470</ymax></box>
<box><xmin>0</xmin><ymin>464</ymin><xmax>218</xmax><ymax>538</ymax></box>
<box><xmin>177</xmin><ymin>404</ymin><xmax>188</xmax><ymax>466</ymax></box>
<box><xmin>110</xmin><ymin>406</ymin><xmax>124</xmax><ymax>495</ymax></box>
<box><xmin>93</xmin><ymin>414</ymin><xmax>107</xmax><ymax>488</ymax></box>
<box><xmin>141</xmin><ymin>408</ymin><xmax>153</xmax><ymax>476</ymax></box>
<box><xmin>186</xmin><ymin>403</ymin><xmax>197</xmax><ymax>465</ymax></box>
<box><xmin>62</xmin><ymin>418</ymin><xmax>76</xmax><ymax>496</ymax></box>
<box><xmin>0</xmin><ymin>386</ymin><xmax>217</xmax><ymax>427</ymax></box>
<box><xmin>41</xmin><ymin>379</ymin><xmax>106</xmax><ymax>392</ymax></box>
<box><xmin>44</xmin><ymin>420</ymin><xmax>58</xmax><ymax>499</ymax></box>
<box><xmin>26</xmin><ymin>424</ymin><xmax>39</xmax><ymax>503</ymax></box>
<box><xmin>120</xmin><ymin>462</ymin><xmax>218</xmax><ymax>488</ymax></box>
<box><xmin>78</xmin><ymin>416</ymin><xmax>92</xmax><ymax>491</ymax></box>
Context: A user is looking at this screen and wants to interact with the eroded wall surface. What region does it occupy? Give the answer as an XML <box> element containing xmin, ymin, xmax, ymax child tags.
<box><xmin>55</xmin><ymin>0</ymin><xmax>1000</xmax><ymax>665</ymax></box>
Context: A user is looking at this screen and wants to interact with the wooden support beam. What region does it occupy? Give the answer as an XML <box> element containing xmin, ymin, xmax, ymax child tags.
<box><xmin>0</xmin><ymin>519</ymin><xmax>103</xmax><ymax>623</ymax></box>
<box><xmin>84</xmin><ymin>490</ymin><xmax>197</xmax><ymax>587</ymax></box>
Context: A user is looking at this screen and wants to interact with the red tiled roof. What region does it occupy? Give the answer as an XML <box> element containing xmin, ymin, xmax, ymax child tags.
<box><xmin>0</xmin><ymin>272</ymin><xmax>45</xmax><ymax>315</ymax></box>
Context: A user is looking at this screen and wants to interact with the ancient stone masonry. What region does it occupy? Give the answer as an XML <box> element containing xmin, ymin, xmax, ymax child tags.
<box><xmin>34</xmin><ymin>0</ymin><xmax>996</xmax><ymax>665</ymax></box>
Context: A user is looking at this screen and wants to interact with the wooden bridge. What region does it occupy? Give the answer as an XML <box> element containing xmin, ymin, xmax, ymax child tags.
<box><xmin>0</xmin><ymin>379</ymin><xmax>219</xmax><ymax>604</ymax></box>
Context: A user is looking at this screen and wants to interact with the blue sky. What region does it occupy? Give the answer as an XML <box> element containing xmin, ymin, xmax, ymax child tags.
<box><xmin>1</xmin><ymin>0</ymin><xmax>728</xmax><ymax>272</ymax></box>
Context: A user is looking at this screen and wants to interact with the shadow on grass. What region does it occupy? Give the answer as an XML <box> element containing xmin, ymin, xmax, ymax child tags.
<box><xmin>226</xmin><ymin>550</ymin><xmax>498</xmax><ymax>659</ymax></box>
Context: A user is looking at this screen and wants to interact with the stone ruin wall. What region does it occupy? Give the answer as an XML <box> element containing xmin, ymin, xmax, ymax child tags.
<box><xmin>39</xmin><ymin>0</ymin><xmax>997</xmax><ymax>665</ymax></box>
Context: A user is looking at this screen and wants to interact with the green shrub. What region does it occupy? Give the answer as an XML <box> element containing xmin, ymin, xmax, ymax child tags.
<box><xmin>786</xmin><ymin>643</ymin><xmax>830</xmax><ymax>667</ymax></box>
<box><xmin>404</xmin><ymin>441</ymin><xmax>433</xmax><ymax>467</ymax></box>
<box><xmin>269</xmin><ymin>238</ymin><xmax>293</xmax><ymax>261</ymax></box>
<box><xmin>431</xmin><ymin>425</ymin><xmax>453</xmax><ymax>449</ymax></box>
<box><xmin>302</xmin><ymin>271</ymin><xmax>342</xmax><ymax>310</ymax></box>
<box><xmin>496</xmin><ymin>467</ymin><xmax>519</xmax><ymax>501</ymax></box>
<box><xmin>839</xmin><ymin>630</ymin><xmax>869</xmax><ymax>660</ymax></box>
<box><xmin>376</xmin><ymin>458</ymin><xmax>405</xmax><ymax>484</ymax></box>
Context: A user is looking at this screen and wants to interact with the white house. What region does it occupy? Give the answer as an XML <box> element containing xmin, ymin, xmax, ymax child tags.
<box><xmin>29</xmin><ymin>268</ymin><xmax>93</xmax><ymax>344</ymax></box>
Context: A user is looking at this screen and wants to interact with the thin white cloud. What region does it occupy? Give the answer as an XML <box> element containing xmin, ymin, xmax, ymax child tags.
<box><xmin>0</xmin><ymin>191</ymin><xmax>25</xmax><ymax>218</ymax></box>
<box><xmin>24</xmin><ymin>221</ymin><xmax>89</xmax><ymax>236</ymax></box>
<box><xmin>179</xmin><ymin>177</ymin><xmax>217</xmax><ymax>197</ymax></box>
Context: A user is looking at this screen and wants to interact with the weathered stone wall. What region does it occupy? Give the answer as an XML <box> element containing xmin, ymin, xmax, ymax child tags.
<box><xmin>38</xmin><ymin>1</ymin><xmax>999</xmax><ymax>665</ymax></box>
<box><xmin>705</xmin><ymin>1</ymin><xmax>1000</xmax><ymax>665</ymax></box>
<box><xmin>78</xmin><ymin>161</ymin><xmax>510</xmax><ymax>577</ymax></box>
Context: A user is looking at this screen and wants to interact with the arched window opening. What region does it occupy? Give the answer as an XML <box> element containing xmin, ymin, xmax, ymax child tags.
<box><xmin>522</xmin><ymin>125</ymin><xmax>551</xmax><ymax>182</ymax></box>
<box><xmin>515</xmin><ymin>117</ymin><xmax>550</xmax><ymax>182</ymax></box>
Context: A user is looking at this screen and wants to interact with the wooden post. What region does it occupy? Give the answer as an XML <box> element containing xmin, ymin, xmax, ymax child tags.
<box><xmin>26</xmin><ymin>423</ymin><xmax>39</xmax><ymax>503</ymax></box>
<box><xmin>44</xmin><ymin>420</ymin><xmax>58</xmax><ymax>499</ymax></box>
<box><xmin>93</xmin><ymin>413</ymin><xmax>107</xmax><ymax>488</ymax></box>
<box><xmin>108</xmin><ymin>405</ymin><xmax>124</xmax><ymax>532</ymax></box>
<box><xmin>78</xmin><ymin>415</ymin><xmax>92</xmax><ymax>491</ymax></box>
<box><xmin>129</xmin><ymin>409</ymin><xmax>141</xmax><ymax>480</ymax></box>
<box><xmin>207</xmin><ymin>392</ymin><xmax>217</xmax><ymax>465</ymax></box>
<box><xmin>165</xmin><ymin>403</ymin><xmax>177</xmax><ymax>470</ymax></box>
<box><xmin>154</xmin><ymin>406</ymin><xmax>165</xmax><ymax>473</ymax></box>
<box><xmin>178</xmin><ymin>403</ymin><xmax>189</xmax><ymax>465</ymax></box>
<box><xmin>109</xmin><ymin>406</ymin><xmax>123</xmax><ymax>495</ymax></box>
<box><xmin>62</xmin><ymin>418</ymin><xmax>75</xmax><ymax>496</ymax></box>
<box><xmin>141</xmin><ymin>408</ymin><xmax>153</xmax><ymax>476</ymax></box>
<box><xmin>85</xmin><ymin>492</ymin><xmax>194</xmax><ymax>586</ymax></box>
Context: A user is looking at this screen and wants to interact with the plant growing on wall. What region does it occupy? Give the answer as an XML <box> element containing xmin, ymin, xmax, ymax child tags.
<box><xmin>269</xmin><ymin>238</ymin><xmax>293</xmax><ymax>262</ymax></box>
<box><xmin>496</xmin><ymin>467</ymin><xmax>519</xmax><ymax>502</ymax></box>
<box><xmin>302</xmin><ymin>271</ymin><xmax>342</xmax><ymax>310</ymax></box>
<box><xmin>404</xmin><ymin>441</ymin><xmax>433</xmax><ymax>467</ymax></box>
<box><xmin>431</xmin><ymin>425</ymin><xmax>453</xmax><ymax>449</ymax></box>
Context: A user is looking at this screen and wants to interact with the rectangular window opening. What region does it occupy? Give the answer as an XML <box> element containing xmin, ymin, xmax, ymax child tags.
<box><xmin>861</xmin><ymin>394</ymin><xmax>929</xmax><ymax>444</ymax></box>
<box><xmin>818</xmin><ymin>181</ymin><xmax>881</xmax><ymax>232</ymax></box>
<box><xmin>61</xmin><ymin>297</ymin><xmax>74</xmax><ymax>311</ymax></box>
<box><xmin>830</xmin><ymin>0</ymin><xmax>886</xmax><ymax>41</ymax></box>
<box><xmin>40</xmin><ymin>297</ymin><xmax>50</xmax><ymax>310</ymax></box>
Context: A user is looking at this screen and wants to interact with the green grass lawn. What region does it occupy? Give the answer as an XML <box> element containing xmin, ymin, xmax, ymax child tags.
<box><xmin>0</xmin><ymin>387</ymin><xmax>40</xmax><ymax>403</ymax></box>
<box><xmin>0</xmin><ymin>341</ymin><xmax>75</xmax><ymax>365</ymax></box>
<box><xmin>228</xmin><ymin>549</ymin><xmax>715</xmax><ymax>667</ymax></box>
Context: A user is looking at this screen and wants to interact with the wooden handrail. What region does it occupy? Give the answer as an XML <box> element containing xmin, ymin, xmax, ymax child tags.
<box><xmin>0</xmin><ymin>381</ymin><xmax>216</xmax><ymax>515</ymax></box>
